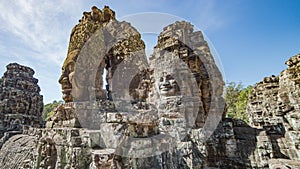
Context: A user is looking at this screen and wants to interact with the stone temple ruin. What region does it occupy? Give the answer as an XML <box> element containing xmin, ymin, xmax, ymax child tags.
<box><xmin>0</xmin><ymin>6</ymin><xmax>299</xmax><ymax>169</ymax></box>
<box><xmin>0</xmin><ymin>63</ymin><xmax>43</xmax><ymax>148</ymax></box>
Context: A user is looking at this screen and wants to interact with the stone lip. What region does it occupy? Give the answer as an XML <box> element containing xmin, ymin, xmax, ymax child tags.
<box><xmin>268</xmin><ymin>159</ymin><xmax>300</xmax><ymax>169</ymax></box>
<box><xmin>127</xmin><ymin>109</ymin><xmax>159</xmax><ymax>125</ymax></box>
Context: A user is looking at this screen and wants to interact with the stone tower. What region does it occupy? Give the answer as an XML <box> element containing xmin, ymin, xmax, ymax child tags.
<box><xmin>0</xmin><ymin>63</ymin><xmax>43</xmax><ymax>147</ymax></box>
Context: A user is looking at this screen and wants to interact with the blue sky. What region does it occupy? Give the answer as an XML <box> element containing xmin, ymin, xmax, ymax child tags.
<box><xmin>0</xmin><ymin>0</ymin><xmax>299</xmax><ymax>103</ymax></box>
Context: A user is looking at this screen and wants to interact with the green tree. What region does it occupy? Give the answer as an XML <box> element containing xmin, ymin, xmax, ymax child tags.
<box><xmin>42</xmin><ymin>100</ymin><xmax>63</xmax><ymax>121</ymax></box>
<box><xmin>225</xmin><ymin>82</ymin><xmax>253</xmax><ymax>123</ymax></box>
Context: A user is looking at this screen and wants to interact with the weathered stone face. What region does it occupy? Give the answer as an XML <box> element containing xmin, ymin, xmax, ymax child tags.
<box><xmin>59</xmin><ymin>6</ymin><xmax>116</xmax><ymax>102</ymax></box>
<box><xmin>150</xmin><ymin>21</ymin><xmax>225</xmax><ymax>129</ymax></box>
<box><xmin>158</xmin><ymin>72</ymin><xmax>180</xmax><ymax>97</ymax></box>
<box><xmin>59</xmin><ymin>6</ymin><xmax>147</xmax><ymax>104</ymax></box>
<box><xmin>0</xmin><ymin>63</ymin><xmax>43</xmax><ymax>148</ymax></box>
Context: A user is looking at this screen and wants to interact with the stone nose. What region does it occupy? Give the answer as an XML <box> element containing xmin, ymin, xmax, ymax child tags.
<box><xmin>161</xmin><ymin>77</ymin><xmax>170</xmax><ymax>85</ymax></box>
<box><xmin>58</xmin><ymin>74</ymin><xmax>65</xmax><ymax>84</ymax></box>
<box><xmin>59</xmin><ymin>76</ymin><xmax>68</xmax><ymax>84</ymax></box>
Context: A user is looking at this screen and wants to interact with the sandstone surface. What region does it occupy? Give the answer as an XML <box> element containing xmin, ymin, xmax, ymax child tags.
<box><xmin>0</xmin><ymin>6</ymin><xmax>299</xmax><ymax>169</ymax></box>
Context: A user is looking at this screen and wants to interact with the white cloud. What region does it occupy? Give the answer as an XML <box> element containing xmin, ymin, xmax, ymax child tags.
<box><xmin>0</xmin><ymin>0</ymin><xmax>83</xmax><ymax>65</ymax></box>
<box><xmin>0</xmin><ymin>0</ymin><xmax>234</xmax><ymax>103</ymax></box>
<box><xmin>0</xmin><ymin>0</ymin><xmax>86</xmax><ymax>102</ymax></box>
<box><xmin>0</xmin><ymin>0</ymin><xmax>228</xmax><ymax>66</ymax></box>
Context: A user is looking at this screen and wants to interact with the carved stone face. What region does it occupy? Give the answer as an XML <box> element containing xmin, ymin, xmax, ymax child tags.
<box><xmin>277</xmin><ymin>91</ymin><xmax>293</xmax><ymax>115</ymax></box>
<box><xmin>59</xmin><ymin>61</ymin><xmax>75</xmax><ymax>102</ymax></box>
<box><xmin>93</xmin><ymin>154</ymin><xmax>111</xmax><ymax>168</ymax></box>
<box><xmin>158</xmin><ymin>72</ymin><xmax>179</xmax><ymax>96</ymax></box>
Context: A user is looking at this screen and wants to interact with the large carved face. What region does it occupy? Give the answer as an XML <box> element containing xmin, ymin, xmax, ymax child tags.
<box><xmin>58</xmin><ymin>62</ymin><xmax>74</xmax><ymax>102</ymax></box>
<box><xmin>277</xmin><ymin>90</ymin><xmax>293</xmax><ymax>115</ymax></box>
<box><xmin>158</xmin><ymin>72</ymin><xmax>179</xmax><ymax>97</ymax></box>
<box><xmin>59</xmin><ymin>49</ymin><xmax>79</xmax><ymax>102</ymax></box>
<box><xmin>92</xmin><ymin>154</ymin><xmax>112</xmax><ymax>168</ymax></box>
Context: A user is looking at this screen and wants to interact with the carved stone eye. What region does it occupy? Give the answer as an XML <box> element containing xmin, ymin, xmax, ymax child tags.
<box><xmin>166</xmin><ymin>75</ymin><xmax>173</xmax><ymax>81</ymax></box>
<box><xmin>100</xmin><ymin>155</ymin><xmax>108</xmax><ymax>162</ymax></box>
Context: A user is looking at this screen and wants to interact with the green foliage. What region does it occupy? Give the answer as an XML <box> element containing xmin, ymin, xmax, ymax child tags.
<box><xmin>225</xmin><ymin>82</ymin><xmax>253</xmax><ymax>123</ymax></box>
<box><xmin>42</xmin><ymin>100</ymin><xmax>63</xmax><ymax>121</ymax></box>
